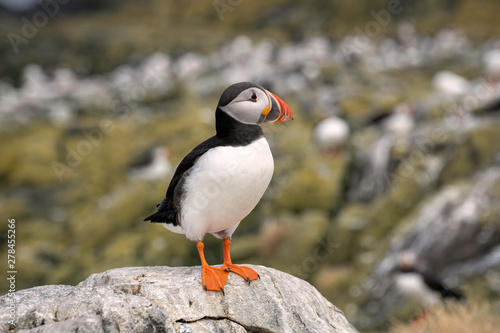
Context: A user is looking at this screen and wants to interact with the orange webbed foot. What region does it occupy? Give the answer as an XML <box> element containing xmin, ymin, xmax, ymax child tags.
<box><xmin>223</xmin><ymin>263</ymin><xmax>260</xmax><ymax>284</ymax></box>
<box><xmin>197</xmin><ymin>241</ymin><xmax>229</xmax><ymax>293</ymax></box>
<box><xmin>220</xmin><ymin>238</ymin><xmax>260</xmax><ymax>284</ymax></box>
<box><xmin>201</xmin><ymin>265</ymin><xmax>229</xmax><ymax>293</ymax></box>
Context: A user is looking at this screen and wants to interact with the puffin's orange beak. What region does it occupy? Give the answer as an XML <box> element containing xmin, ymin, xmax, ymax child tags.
<box><xmin>263</xmin><ymin>91</ymin><xmax>293</xmax><ymax>123</ymax></box>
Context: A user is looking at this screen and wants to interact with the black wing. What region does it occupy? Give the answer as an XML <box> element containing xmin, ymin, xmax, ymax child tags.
<box><xmin>422</xmin><ymin>274</ymin><xmax>464</xmax><ymax>301</ymax></box>
<box><xmin>143</xmin><ymin>136</ymin><xmax>223</xmax><ymax>226</ymax></box>
<box><xmin>477</xmin><ymin>98</ymin><xmax>500</xmax><ymax>114</ymax></box>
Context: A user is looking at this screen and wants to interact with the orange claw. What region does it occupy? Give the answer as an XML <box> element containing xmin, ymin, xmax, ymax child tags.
<box><xmin>221</xmin><ymin>238</ymin><xmax>260</xmax><ymax>283</ymax></box>
<box><xmin>197</xmin><ymin>241</ymin><xmax>229</xmax><ymax>292</ymax></box>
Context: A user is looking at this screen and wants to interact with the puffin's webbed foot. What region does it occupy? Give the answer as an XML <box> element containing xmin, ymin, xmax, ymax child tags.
<box><xmin>221</xmin><ymin>238</ymin><xmax>259</xmax><ymax>284</ymax></box>
<box><xmin>201</xmin><ymin>265</ymin><xmax>229</xmax><ymax>293</ymax></box>
<box><xmin>223</xmin><ymin>263</ymin><xmax>260</xmax><ymax>284</ymax></box>
<box><xmin>197</xmin><ymin>241</ymin><xmax>228</xmax><ymax>293</ymax></box>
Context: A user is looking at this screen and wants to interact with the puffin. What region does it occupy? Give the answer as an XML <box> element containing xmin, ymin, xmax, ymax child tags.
<box><xmin>144</xmin><ymin>82</ymin><xmax>293</xmax><ymax>292</ymax></box>
<box><xmin>313</xmin><ymin>116</ymin><xmax>350</xmax><ymax>155</ymax></box>
<box><xmin>368</xmin><ymin>103</ymin><xmax>416</xmax><ymax>136</ymax></box>
<box><xmin>394</xmin><ymin>252</ymin><xmax>464</xmax><ymax>309</ymax></box>
<box><xmin>432</xmin><ymin>70</ymin><xmax>471</xmax><ymax>97</ymax></box>
<box><xmin>127</xmin><ymin>146</ymin><xmax>172</xmax><ymax>181</ymax></box>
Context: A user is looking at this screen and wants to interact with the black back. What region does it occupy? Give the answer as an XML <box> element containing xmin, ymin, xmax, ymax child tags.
<box><xmin>421</xmin><ymin>274</ymin><xmax>464</xmax><ymax>301</ymax></box>
<box><xmin>477</xmin><ymin>97</ymin><xmax>500</xmax><ymax>114</ymax></box>
<box><xmin>143</xmin><ymin>107</ymin><xmax>264</xmax><ymax>226</ymax></box>
<box><xmin>398</xmin><ymin>267</ymin><xmax>465</xmax><ymax>302</ymax></box>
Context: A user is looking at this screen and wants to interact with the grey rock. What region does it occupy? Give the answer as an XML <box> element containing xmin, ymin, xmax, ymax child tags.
<box><xmin>1</xmin><ymin>265</ymin><xmax>357</xmax><ymax>333</ymax></box>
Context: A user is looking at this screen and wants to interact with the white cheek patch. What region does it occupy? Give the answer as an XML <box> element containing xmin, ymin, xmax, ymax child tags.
<box><xmin>219</xmin><ymin>95</ymin><xmax>269</xmax><ymax>125</ymax></box>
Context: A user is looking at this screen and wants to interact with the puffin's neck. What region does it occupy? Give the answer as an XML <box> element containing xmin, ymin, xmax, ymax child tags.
<box><xmin>215</xmin><ymin>108</ymin><xmax>264</xmax><ymax>146</ymax></box>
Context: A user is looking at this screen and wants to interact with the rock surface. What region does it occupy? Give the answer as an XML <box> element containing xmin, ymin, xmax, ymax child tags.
<box><xmin>0</xmin><ymin>265</ymin><xmax>357</xmax><ymax>333</ymax></box>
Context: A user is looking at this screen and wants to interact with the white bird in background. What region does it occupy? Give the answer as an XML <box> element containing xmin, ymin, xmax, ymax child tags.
<box><xmin>313</xmin><ymin>116</ymin><xmax>350</xmax><ymax>155</ymax></box>
<box><xmin>432</xmin><ymin>70</ymin><xmax>471</xmax><ymax>97</ymax></box>
<box><xmin>484</xmin><ymin>49</ymin><xmax>500</xmax><ymax>78</ymax></box>
<box><xmin>127</xmin><ymin>147</ymin><xmax>172</xmax><ymax>181</ymax></box>
<box><xmin>383</xmin><ymin>103</ymin><xmax>416</xmax><ymax>136</ymax></box>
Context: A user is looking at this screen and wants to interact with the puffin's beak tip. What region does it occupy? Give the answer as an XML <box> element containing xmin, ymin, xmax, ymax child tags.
<box><xmin>266</xmin><ymin>91</ymin><xmax>293</xmax><ymax>123</ymax></box>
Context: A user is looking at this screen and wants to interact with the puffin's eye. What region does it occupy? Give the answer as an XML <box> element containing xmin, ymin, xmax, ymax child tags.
<box><xmin>249</xmin><ymin>92</ymin><xmax>257</xmax><ymax>101</ymax></box>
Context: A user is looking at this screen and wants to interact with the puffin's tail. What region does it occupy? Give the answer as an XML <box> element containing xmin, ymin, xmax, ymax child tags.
<box><xmin>143</xmin><ymin>210</ymin><xmax>178</xmax><ymax>226</ymax></box>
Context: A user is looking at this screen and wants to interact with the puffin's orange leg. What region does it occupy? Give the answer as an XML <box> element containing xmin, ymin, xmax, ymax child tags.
<box><xmin>197</xmin><ymin>241</ymin><xmax>229</xmax><ymax>293</ymax></box>
<box><xmin>221</xmin><ymin>238</ymin><xmax>260</xmax><ymax>283</ymax></box>
<box><xmin>411</xmin><ymin>308</ymin><xmax>429</xmax><ymax>327</ymax></box>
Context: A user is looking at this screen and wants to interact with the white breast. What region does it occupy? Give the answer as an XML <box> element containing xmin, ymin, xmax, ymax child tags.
<box><xmin>394</xmin><ymin>273</ymin><xmax>441</xmax><ymax>307</ymax></box>
<box><xmin>165</xmin><ymin>137</ymin><xmax>274</xmax><ymax>241</ymax></box>
<box><xmin>314</xmin><ymin>117</ymin><xmax>350</xmax><ymax>148</ymax></box>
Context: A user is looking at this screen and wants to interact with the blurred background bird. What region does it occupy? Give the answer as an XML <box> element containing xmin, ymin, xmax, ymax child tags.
<box><xmin>127</xmin><ymin>146</ymin><xmax>172</xmax><ymax>181</ymax></box>
<box><xmin>394</xmin><ymin>252</ymin><xmax>464</xmax><ymax>308</ymax></box>
<box><xmin>392</xmin><ymin>252</ymin><xmax>465</xmax><ymax>325</ymax></box>
<box><xmin>1</xmin><ymin>1</ymin><xmax>500</xmax><ymax>331</ymax></box>
<box><xmin>314</xmin><ymin>116</ymin><xmax>350</xmax><ymax>156</ymax></box>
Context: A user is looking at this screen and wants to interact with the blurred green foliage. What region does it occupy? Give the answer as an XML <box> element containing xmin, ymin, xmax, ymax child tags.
<box><xmin>2</xmin><ymin>0</ymin><xmax>500</xmax><ymax>84</ymax></box>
